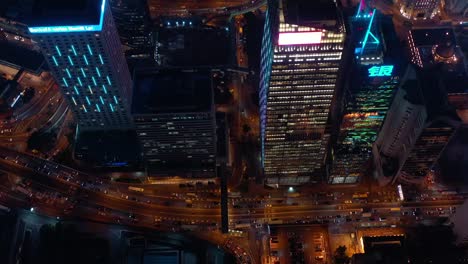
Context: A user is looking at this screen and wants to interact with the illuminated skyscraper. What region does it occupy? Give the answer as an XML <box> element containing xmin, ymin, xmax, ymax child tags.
<box><xmin>398</xmin><ymin>0</ymin><xmax>441</xmax><ymax>20</ymax></box>
<box><xmin>27</xmin><ymin>0</ymin><xmax>132</xmax><ymax>130</ymax></box>
<box><xmin>351</xmin><ymin>0</ymin><xmax>383</xmax><ymax>65</ymax></box>
<box><xmin>373</xmin><ymin>66</ymin><xmax>428</xmax><ymax>185</ymax></box>
<box><xmin>397</xmin><ymin>119</ymin><xmax>457</xmax><ymax>184</ymax></box>
<box><xmin>374</xmin><ymin>66</ymin><xmax>460</xmax><ymax>185</ymax></box>
<box><xmin>259</xmin><ymin>0</ymin><xmax>346</xmax><ymax>185</ymax></box>
<box><xmin>330</xmin><ymin>66</ymin><xmax>400</xmax><ymax>184</ymax></box>
<box><xmin>330</xmin><ymin>4</ymin><xmax>402</xmax><ymax>184</ymax></box>
<box><xmin>109</xmin><ymin>0</ymin><xmax>152</xmax><ymax>58</ymax></box>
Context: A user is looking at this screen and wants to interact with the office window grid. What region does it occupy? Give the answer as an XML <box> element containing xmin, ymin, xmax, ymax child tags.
<box><xmin>134</xmin><ymin>113</ymin><xmax>217</xmax><ymax>177</ymax></box>
<box><xmin>262</xmin><ymin>21</ymin><xmax>344</xmax><ymax>184</ymax></box>
<box><xmin>38</xmin><ymin>32</ymin><xmax>129</xmax><ymax>128</ymax></box>
<box><xmin>29</xmin><ymin>1</ymin><xmax>133</xmax><ymax>130</ymax></box>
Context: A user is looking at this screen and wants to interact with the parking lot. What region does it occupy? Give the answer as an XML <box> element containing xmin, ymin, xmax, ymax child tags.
<box><xmin>269</xmin><ymin>224</ymin><xmax>329</xmax><ymax>264</ymax></box>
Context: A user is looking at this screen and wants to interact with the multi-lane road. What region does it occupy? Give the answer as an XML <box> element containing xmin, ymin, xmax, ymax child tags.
<box><xmin>0</xmin><ymin>145</ymin><xmax>465</xmax><ymax>264</ymax></box>
<box><xmin>0</xmin><ymin>146</ymin><xmax>463</xmax><ymax>226</ymax></box>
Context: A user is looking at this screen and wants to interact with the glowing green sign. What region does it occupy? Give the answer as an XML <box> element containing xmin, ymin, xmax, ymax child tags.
<box><xmin>368</xmin><ymin>65</ymin><xmax>394</xmax><ymax>77</ymax></box>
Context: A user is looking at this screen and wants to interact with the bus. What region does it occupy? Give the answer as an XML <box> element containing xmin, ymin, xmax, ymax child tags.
<box><xmin>234</xmin><ymin>223</ymin><xmax>251</xmax><ymax>229</ymax></box>
<box><xmin>362</xmin><ymin>212</ymin><xmax>372</xmax><ymax>218</ymax></box>
<box><xmin>228</xmin><ymin>192</ymin><xmax>241</xmax><ymax>198</ymax></box>
<box><xmin>352</xmin><ymin>192</ymin><xmax>369</xmax><ymax>199</ymax></box>
<box><xmin>269</xmin><ymin>219</ymin><xmax>284</xmax><ymax>225</ymax></box>
<box><xmin>128</xmin><ymin>186</ymin><xmax>144</xmax><ymax>192</ymax></box>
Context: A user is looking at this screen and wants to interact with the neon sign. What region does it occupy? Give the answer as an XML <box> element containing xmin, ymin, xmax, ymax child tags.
<box><xmin>28</xmin><ymin>0</ymin><xmax>106</xmax><ymax>34</ymax></box>
<box><xmin>368</xmin><ymin>65</ymin><xmax>393</xmax><ymax>77</ymax></box>
<box><xmin>278</xmin><ymin>32</ymin><xmax>322</xmax><ymax>45</ymax></box>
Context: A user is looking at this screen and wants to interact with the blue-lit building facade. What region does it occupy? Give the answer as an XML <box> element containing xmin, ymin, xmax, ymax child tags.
<box><xmin>259</xmin><ymin>0</ymin><xmax>346</xmax><ymax>185</ymax></box>
<box><xmin>259</xmin><ymin>0</ymin><xmax>279</xmax><ymax>169</ymax></box>
<box><xmin>27</xmin><ymin>0</ymin><xmax>133</xmax><ymax>130</ymax></box>
<box><xmin>351</xmin><ymin>1</ymin><xmax>383</xmax><ymax>65</ymax></box>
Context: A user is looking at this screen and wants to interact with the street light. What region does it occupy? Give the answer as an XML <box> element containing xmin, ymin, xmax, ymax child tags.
<box><xmin>30</xmin><ymin>207</ymin><xmax>34</xmax><ymax>212</ymax></box>
<box><xmin>288</xmin><ymin>187</ymin><xmax>294</xmax><ymax>192</ymax></box>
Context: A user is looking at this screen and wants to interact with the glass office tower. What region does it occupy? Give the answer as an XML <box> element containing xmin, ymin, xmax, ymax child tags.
<box><xmin>27</xmin><ymin>0</ymin><xmax>133</xmax><ymax>130</ymax></box>
<box><xmin>260</xmin><ymin>0</ymin><xmax>345</xmax><ymax>185</ymax></box>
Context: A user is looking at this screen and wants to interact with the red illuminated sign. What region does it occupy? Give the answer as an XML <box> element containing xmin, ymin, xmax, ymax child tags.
<box><xmin>278</xmin><ymin>32</ymin><xmax>322</xmax><ymax>45</ymax></box>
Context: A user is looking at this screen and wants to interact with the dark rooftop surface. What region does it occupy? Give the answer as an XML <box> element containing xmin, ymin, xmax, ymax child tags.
<box><xmin>284</xmin><ymin>0</ymin><xmax>338</xmax><ymax>25</ymax></box>
<box><xmin>416</xmin><ymin>67</ymin><xmax>456</xmax><ymax>119</ymax></box>
<box><xmin>132</xmin><ymin>69</ymin><xmax>212</xmax><ymax>114</ymax></box>
<box><xmin>0</xmin><ymin>41</ymin><xmax>44</xmax><ymax>72</ymax></box>
<box><xmin>156</xmin><ymin>26</ymin><xmax>229</xmax><ymax>67</ymax></box>
<box><xmin>411</xmin><ymin>28</ymin><xmax>457</xmax><ymax>46</ymax></box>
<box><xmin>401</xmin><ymin>66</ymin><xmax>456</xmax><ymax>119</ymax></box>
<box><xmin>402</xmin><ymin>79</ymin><xmax>424</xmax><ymax>105</ymax></box>
<box><xmin>361</xmin><ymin>235</ymin><xmax>406</xmax><ymax>264</ymax></box>
<box><xmin>439</xmin><ymin>126</ymin><xmax>468</xmax><ymax>186</ymax></box>
<box><xmin>27</xmin><ymin>0</ymin><xmax>102</xmax><ymax>27</ymax></box>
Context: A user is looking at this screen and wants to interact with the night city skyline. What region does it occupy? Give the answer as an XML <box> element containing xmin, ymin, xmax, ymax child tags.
<box><xmin>0</xmin><ymin>0</ymin><xmax>468</xmax><ymax>263</ymax></box>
